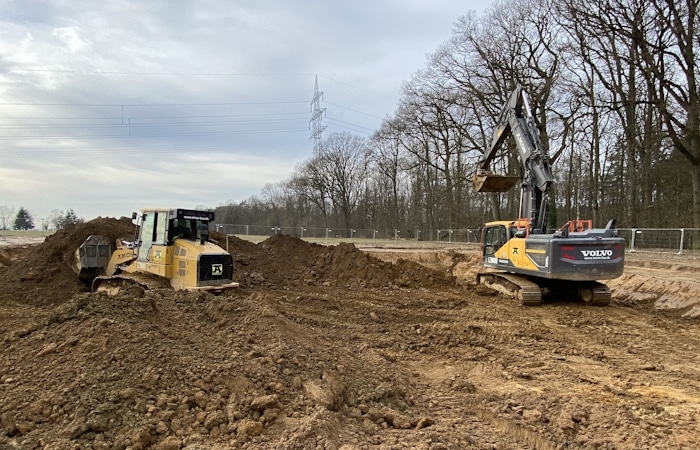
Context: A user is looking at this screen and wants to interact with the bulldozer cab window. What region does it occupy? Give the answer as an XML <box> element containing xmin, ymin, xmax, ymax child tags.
<box><xmin>483</xmin><ymin>225</ymin><xmax>508</xmax><ymax>256</ymax></box>
<box><xmin>155</xmin><ymin>213</ymin><xmax>167</xmax><ymax>245</ymax></box>
<box><xmin>137</xmin><ymin>213</ymin><xmax>155</xmax><ymax>261</ymax></box>
<box><xmin>169</xmin><ymin>219</ymin><xmax>195</xmax><ymax>242</ymax></box>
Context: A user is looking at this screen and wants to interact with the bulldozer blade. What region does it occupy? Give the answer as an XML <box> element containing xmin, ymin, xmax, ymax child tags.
<box><xmin>473</xmin><ymin>173</ymin><xmax>520</xmax><ymax>193</ymax></box>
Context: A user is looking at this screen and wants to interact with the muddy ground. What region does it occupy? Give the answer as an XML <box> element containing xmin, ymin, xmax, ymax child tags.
<box><xmin>0</xmin><ymin>219</ymin><xmax>698</xmax><ymax>449</ymax></box>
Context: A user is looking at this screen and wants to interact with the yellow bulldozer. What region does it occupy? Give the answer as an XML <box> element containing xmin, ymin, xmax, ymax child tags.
<box><xmin>71</xmin><ymin>208</ymin><xmax>239</xmax><ymax>294</ymax></box>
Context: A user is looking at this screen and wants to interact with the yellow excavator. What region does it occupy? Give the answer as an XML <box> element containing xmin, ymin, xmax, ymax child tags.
<box><xmin>474</xmin><ymin>86</ymin><xmax>624</xmax><ymax>305</ymax></box>
<box><xmin>72</xmin><ymin>208</ymin><xmax>239</xmax><ymax>294</ymax></box>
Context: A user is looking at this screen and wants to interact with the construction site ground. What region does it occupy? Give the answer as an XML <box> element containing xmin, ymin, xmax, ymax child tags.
<box><xmin>1</xmin><ymin>219</ymin><xmax>699</xmax><ymax>450</ymax></box>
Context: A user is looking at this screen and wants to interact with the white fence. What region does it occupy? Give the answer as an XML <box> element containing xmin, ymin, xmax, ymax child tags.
<box><xmin>618</xmin><ymin>228</ymin><xmax>700</xmax><ymax>254</ymax></box>
<box><xmin>215</xmin><ymin>224</ymin><xmax>700</xmax><ymax>254</ymax></box>
<box><xmin>214</xmin><ymin>224</ymin><xmax>482</xmax><ymax>244</ymax></box>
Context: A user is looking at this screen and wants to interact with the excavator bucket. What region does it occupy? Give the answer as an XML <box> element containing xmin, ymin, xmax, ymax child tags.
<box><xmin>472</xmin><ymin>172</ymin><xmax>520</xmax><ymax>193</ymax></box>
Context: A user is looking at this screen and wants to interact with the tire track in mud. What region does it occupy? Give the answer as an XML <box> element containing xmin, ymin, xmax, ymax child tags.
<box><xmin>382</xmin><ymin>281</ymin><xmax>700</xmax><ymax>449</ymax></box>
<box><xmin>403</xmin><ymin>357</ymin><xmax>558</xmax><ymax>450</ymax></box>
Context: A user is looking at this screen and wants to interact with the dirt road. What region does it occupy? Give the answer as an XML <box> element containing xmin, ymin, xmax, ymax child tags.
<box><xmin>1</xmin><ymin>224</ymin><xmax>698</xmax><ymax>449</ymax></box>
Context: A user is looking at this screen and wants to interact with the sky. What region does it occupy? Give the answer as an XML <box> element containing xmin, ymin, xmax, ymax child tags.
<box><xmin>0</xmin><ymin>0</ymin><xmax>488</xmax><ymax>225</ymax></box>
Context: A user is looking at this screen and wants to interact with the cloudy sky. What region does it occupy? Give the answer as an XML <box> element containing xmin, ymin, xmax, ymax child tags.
<box><xmin>1</xmin><ymin>0</ymin><xmax>487</xmax><ymax>224</ymax></box>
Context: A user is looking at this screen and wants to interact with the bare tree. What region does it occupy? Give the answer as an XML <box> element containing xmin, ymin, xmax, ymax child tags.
<box><xmin>428</xmin><ymin>0</ymin><xmax>564</xmax><ymax>224</ymax></box>
<box><xmin>0</xmin><ymin>206</ymin><xmax>15</xmax><ymax>231</ymax></box>
<box><xmin>317</xmin><ymin>132</ymin><xmax>370</xmax><ymax>231</ymax></box>
<box><xmin>212</xmin><ymin>0</ymin><xmax>697</xmax><ymax>231</ymax></box>
<box><xmin>369</xmin><ymin>122</ymin><xmax>404</xmax><ymax>229</ymax></box>
<box><xmin>639</xmin><ymin>0</ymin><xmax>700</xmax><ymax>227</ymax></box>
<box><xmin>289</xmin><ymin>158</ymin><xmax>332</xmax><ymax>228</ymax></box>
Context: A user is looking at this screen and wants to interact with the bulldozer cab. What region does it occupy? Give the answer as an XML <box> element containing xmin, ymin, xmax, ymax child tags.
<box><xmin>170</xmin><ymin>219</ymin><xmax>194</xmax><ymax>241</ymax></box>
<box><xmin>135</xmin><ymin>208</ymin><xmax>214</xmax><ymax>261</ymax></box>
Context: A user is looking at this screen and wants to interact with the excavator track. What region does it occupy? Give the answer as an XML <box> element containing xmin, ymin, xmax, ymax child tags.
<box><xmin>477</xmin><ymin>271</ymin><xmax>542</xmax><ymax>306</ymax></box>
<box><xmin>578</xmin><ymin>281</ymin><xmax>611</xmax><ymax>306</ymax></box>
<box><xmin>477</xmin><ymin>271</ymin><xmax>612</xmax><ymax>306</ymax></box>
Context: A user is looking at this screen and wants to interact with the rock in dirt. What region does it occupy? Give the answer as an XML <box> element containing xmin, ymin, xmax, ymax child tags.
<box><xmin>236</xmin><ymin>419</ymin><xmax>263</xmax><ymax>442</ymax></box>
<box><xmin>152</xmin><ymin>436</ymin><xmax>182</xmax><ymax>450</ymax></box>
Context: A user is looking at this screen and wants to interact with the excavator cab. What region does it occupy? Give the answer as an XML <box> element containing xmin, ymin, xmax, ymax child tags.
<box><xmin>481</xmin><ymin>223</ymin><xmax>509</xmax><ymax>258</ymax></box>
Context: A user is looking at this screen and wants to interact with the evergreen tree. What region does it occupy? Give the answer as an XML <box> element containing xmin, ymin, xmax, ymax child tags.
<box><xmin>13</xmin><ymin>207</ymin><xmax>34</xmax><ymax>230</ymax></box>
<box><xmin>63</xmin><ymin>209</ymin><xmax>84</xmax><ymax>228</ymax></box>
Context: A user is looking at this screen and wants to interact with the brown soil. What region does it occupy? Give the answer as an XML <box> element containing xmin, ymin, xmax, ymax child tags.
<box><xmin>1</xmin><ymin>220</ymin><xmax>699</xmax><ymax>449</ymax></box>
<box><xmin>218</xmin><ymin>233</ymin><xmax>454</xmax><ymax>290</ymax></box>
<box><xmin>0</xmin><ymin>218</ymin><xmax>135</xmax><ymax>307</ymax></box>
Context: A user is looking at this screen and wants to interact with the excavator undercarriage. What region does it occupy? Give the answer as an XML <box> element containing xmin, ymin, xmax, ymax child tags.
<box><xmin>476</xmin><ymin>270</ymin><xmax>611</xmax><ymax>306</ymax></box>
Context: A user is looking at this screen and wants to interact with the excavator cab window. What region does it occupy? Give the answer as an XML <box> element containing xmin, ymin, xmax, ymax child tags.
<box><xmin>483</xmin><ymin>225</ymin><xmax>508</xmax><ymax>257</ymax></box>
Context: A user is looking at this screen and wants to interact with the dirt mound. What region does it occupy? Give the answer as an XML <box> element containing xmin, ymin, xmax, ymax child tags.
<box><xmin>0</xmin><ymin>246</ymin><xmax>36</xmax><ymax>269</ymax></box>
<box><xmin>224</xmin><ymin>235</ymin><xmax>455</xmax><ymax>289</ymax></box>
<box><xmin>1</xmin><ymin>224</ymin><xmax>454</xmax><ymax>308</ymax></box>
<box><xmin>0</xmin><ymin>218</ymin><xmax>135</xmax><ymax>306</ymax></box>
<box><xmin>0</xmin><ymin>249</ymin><xmax>16</xmax><ymax>269</ymax></box>
<box><xmin>323</xmin><ymin>243</ymin><xmax>455</xmax><ymax>288</ymax></box>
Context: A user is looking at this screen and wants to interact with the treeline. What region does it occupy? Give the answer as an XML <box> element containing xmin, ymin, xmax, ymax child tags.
<box><xmin>215</xmin><ymin>0</ymin><xmax>699</xmax><ymax>235</ymax></box>
<box><xmin>0</xmin><ymin>207</ymin><xmax>84</xmax><ymax>231</ymax></box>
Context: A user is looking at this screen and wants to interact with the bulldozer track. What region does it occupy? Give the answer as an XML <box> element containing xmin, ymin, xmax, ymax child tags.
<box><xmin>92</xmin><ymin>273</ymin><xmax>170</xmax><ymax>294</ymax></box>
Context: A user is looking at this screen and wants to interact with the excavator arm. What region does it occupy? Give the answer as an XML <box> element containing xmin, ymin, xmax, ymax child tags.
<box><xmin>474</xmin><ymin>85</ymin><xmax>554</xmax><ymax>233</ymax></box>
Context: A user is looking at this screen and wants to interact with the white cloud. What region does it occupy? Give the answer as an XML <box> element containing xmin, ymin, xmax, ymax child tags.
<box><xmin>52</xmin><ymin>27</ymin><xmax>90</xmax><ymax>54</ymax></box>
<box><xmin>0</xmin><ymin>0</ymin><xmax>489</xmax><ymax>221</ymax></box>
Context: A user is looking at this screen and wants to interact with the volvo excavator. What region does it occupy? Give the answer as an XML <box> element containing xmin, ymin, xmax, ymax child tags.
<box><xmin>474</xmin><ymin>86</ymin><xmax>624</xmax><ymax>305</ymax></box>
<box><xmin>71</xmin><ymin>208</ymin><xmax>239</xmax><ymax>294</ymax></box>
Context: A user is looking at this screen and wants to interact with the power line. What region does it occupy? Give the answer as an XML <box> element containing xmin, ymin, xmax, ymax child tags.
<box><xmin>0</xmin><ymin>118</ymin><xmax>309</xmax><ymax>130</ymax></box>
<box><xmin>9</xmin><ymin>68</ymin><xmax>316</xmax><ymax>77</ymax></box>
<box><xmin>0</xmin><ymin>127</ymin><xmax>309</xmax><ymax>142</ymax></box>
<box><xmin>324</xmin><ymin>101</ymin><xmax>384</xmax><ymax>120</ymax></box>
<box><xmin>0</xmin><ymin>100</ymin><xmax>309</xmax><ymax>107</ymax></box>
<box><xmin>0</xmin><ymin>73</ymin><xmax>391</xmax><ymax>147</ymax></box>
<box><xmin>325</xmin><ymin>116</ymin><xmax>376</xmax><ymax>132</ymax></box>
<box><xmin>317</xmin><ymin>75</ymin><xmax>389</xmax><ymax>98</ymax></box>
<box><xmin>0</xmin><ymin>111</ymin><xmax>310</xmax><ymax>121</ymax></box>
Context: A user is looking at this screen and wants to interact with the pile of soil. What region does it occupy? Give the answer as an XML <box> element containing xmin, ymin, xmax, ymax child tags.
<box><xmin>0</xmin><ymin>222</ymin><xmax>459</xmax><ymax>450</ymax></box>
<box><xmin>0</xmin><ymin>220</ymin><xmax>453</xmax><ymax>309</ymax></box>
<box><xmin>0</xmin><ymin>247</ymin><xmax>32</xmax><ymax>269</ymax></box>
<box><xmin>221</xmin><ymin>233</ymin><xmax>455</xmax><ymax>289</ymax></box>
<box><xmin>0</xmin><ymin>218</ymin><xmax>135</xmax><ymax>306</ymax></box>
<box><xmin>1</xmin><ymin>288</ymin><xmax>428</xmax><ymax>450</ymax></box>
